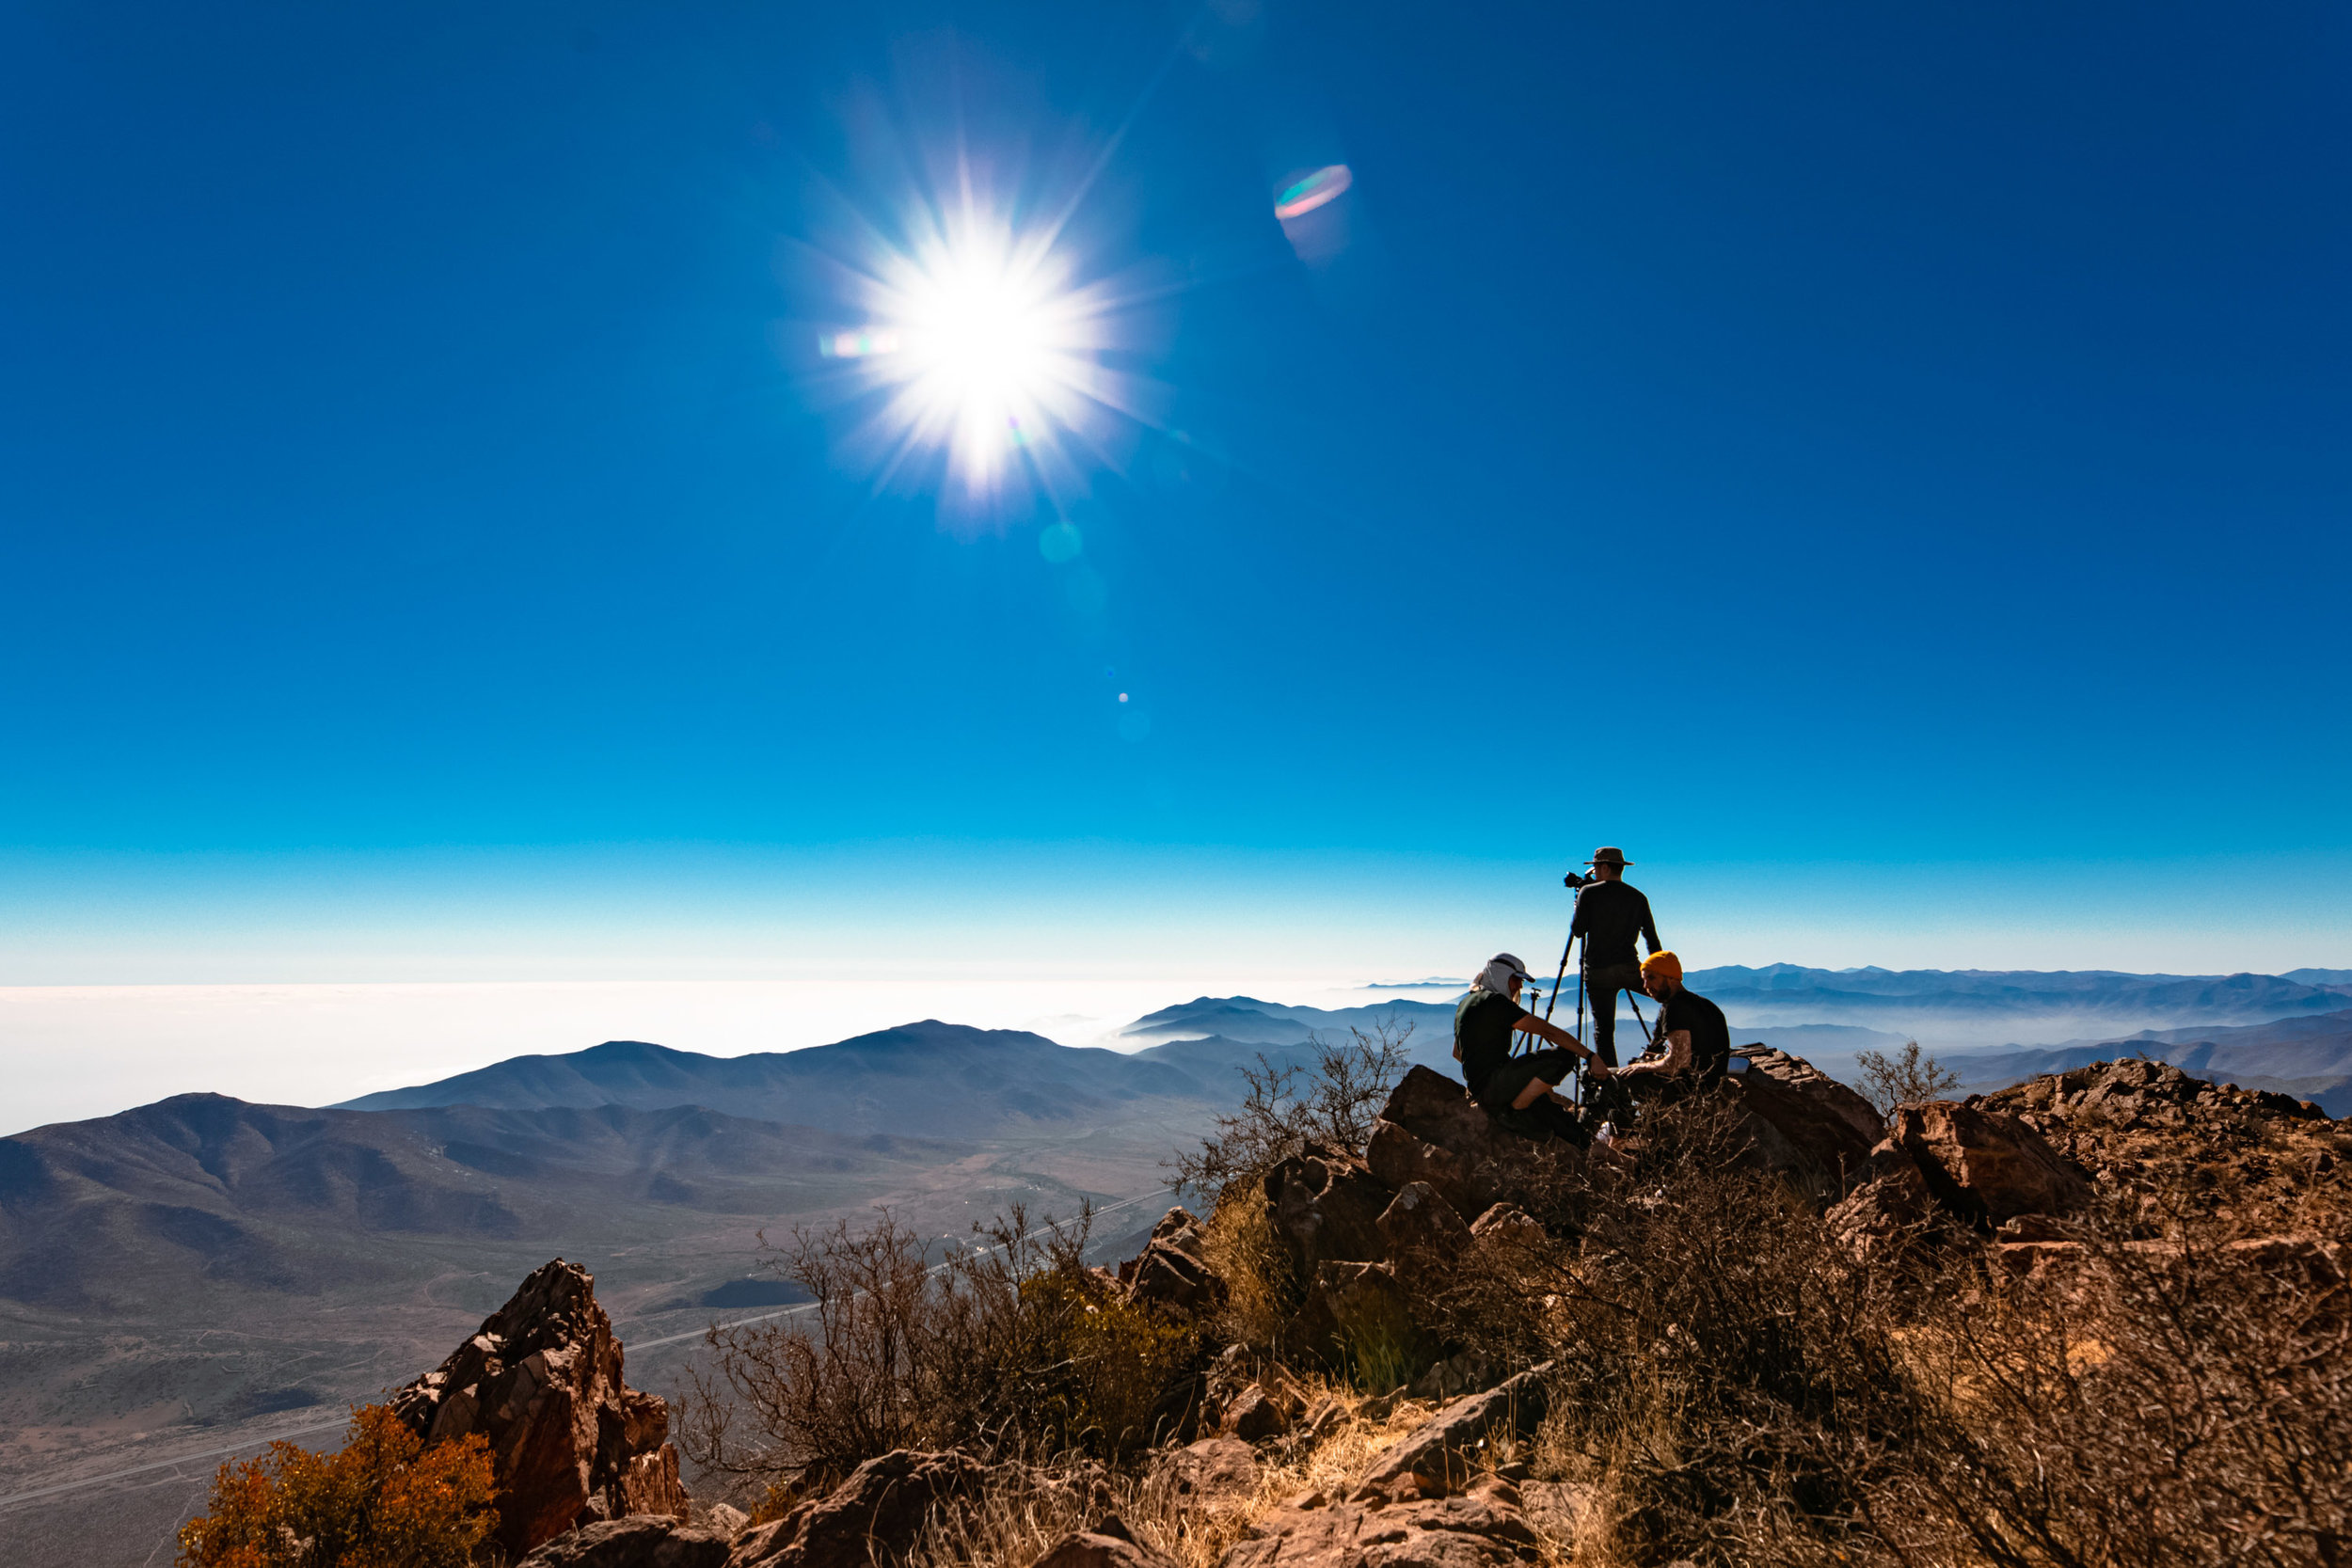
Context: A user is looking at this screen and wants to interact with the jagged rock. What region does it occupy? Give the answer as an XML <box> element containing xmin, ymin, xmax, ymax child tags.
<box><xmin>1468</xmin><ymin>1206</ymin><xmax>1546</xmax><ymax>1251</ymax></box>
<box><xmin>1037</xmin><ymin>1527</ymin><xmax>1179</xmax><ymax>1568</ymax></box>
<box><xmin>1891</xmin><ymin>1101</ymin><xmax>2092</xmax><ymax>1227</ymax></box>
<box><xmin>1978</xmin><ymin>1059</ymin><xmax>2346</xmax><ymax>1225</ymax></box>
<box><xmin>1290</xmin><ymin>1261</ymin><xmax>1429</xmax><ymax>1377</ymax></box>
<box><xmin>1406</xmin><ymin>1352</ymin><xmax>1495</xmax><ymax>1402</ymax></box>
<box><xmin>390</xmin><ymin>1259</ymin><xmax>688</xmax><ymax>1560</ymax></box>
<box><xmin>1367</xmin><ymin>1120</ymin><xmax>1494</xmax><ymax>1219</ymax></box>
<box><xmin>518</xmin><ymin>1516</ymin><xmax>734</xmax><ymax>1568</ymax></box>
<box><xmin>1824</xmin><ymin>1139</ymin><xmax>1940</xmax><ymax>1251</ymax></box>
<box><xmin>1359</xmin><ymin>1364</ymin><xmax>1552</xmax><ymax>1492</ymax></box>
<box><xmin>1727</xmin><ymin>1050</ymin><xmax>1884</xmax><ymax>1186</ymax></box>
<box><xmin>1223</xmin><ymin>1384</ymin><xmax>1293</xmax><ymax>1442</ymax></box>
<box><xmin>1366</xmin><ymin>1069</ymin><xmax>1577</xmax><ymax>1217</ymax></box>
<box><xmin>1159</xmin><ymin>1435</ymin><xmax>1260</xmax><ymax>1499</ymax></box>
<box><xmin>1221</xmin><ymin>1472</ymin><xmax>1539</xmax><ymax>1568</ymax></box>
<box><xmin>1516</xmin><ymin>1481</ymin><xmax>1592</xmax><ymax>1550</ymax></box>
<box><xmin>703</xmin><ymin>1504</ymin><xmax>750</xmax><ymax>1540</ymax></box>
<box><xmin>1268</xmin><ymin>1147</ymin><xmax>1391</xmax><ymax>1274</ymax></box>
<box><xmin>1377</xmin><ymin>1181</ymin><xmax>1471</xmax><ymax>1261</ymax></box>
<box><xmin>1125</xmin><ymin>1237</ymin><xmax>1228</xmax><ymax>1317</ymax></box>
<box><xmin>727</xmin><ymin>1449</ymin><xmax>987</xmax><ymax>1568</ymax></box>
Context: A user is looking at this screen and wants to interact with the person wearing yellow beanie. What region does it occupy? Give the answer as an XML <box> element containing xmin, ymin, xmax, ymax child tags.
<box><xmin>1614</xmin><ymin>949</ymin><xmax>1729</xmax><ymax>1093</ymax></box>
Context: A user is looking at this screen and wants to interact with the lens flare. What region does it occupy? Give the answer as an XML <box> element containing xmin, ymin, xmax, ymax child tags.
<box><xmin>1274</xmin><ymin>164</ymin><xmax>1352</xmax><ymax>220</ymax></box>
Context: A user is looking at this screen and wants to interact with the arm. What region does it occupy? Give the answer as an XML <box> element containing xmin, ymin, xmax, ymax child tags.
<box><xmin>1640</xmin><ymin>895</ymin><xmax>1661</xmax><ymax>957</ymax></box>
<box><xmin>1621</xmin><ymin>1030</ymin><xmax>1692</xmax><ymax>1076</ymax></box>
<box><xmin>1513</xmin><ymin>1012</ymin><xmax>1599</xmax><ymax>1066</ymax></box>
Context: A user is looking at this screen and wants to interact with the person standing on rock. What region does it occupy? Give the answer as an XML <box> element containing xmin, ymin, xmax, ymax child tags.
<box><xmin>1454</xmin><ymin>952</ymin><xmax>1608</xmax><ymax>1145</ymax></box>
<box><xmin>1568</xmin><ymin>847</ymin><xmax>1663</xmax><ymax>1069</ymax></box>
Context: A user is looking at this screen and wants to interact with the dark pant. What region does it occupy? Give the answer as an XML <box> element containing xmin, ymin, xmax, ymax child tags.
<box><xmin>1582</xmin><ymin>961</ymin><xmax>1654</xmax><ymax>1069</ymax></box>
<box><xmin>1477</xmin><ymin>1050</ymin><xmax>1590</xmax><ymax>1147</ymax></box>
<box><xmin>1584</xmin><ymin>1069</ymin><xmax>1690</xmax><ymax>1129</ymax></box>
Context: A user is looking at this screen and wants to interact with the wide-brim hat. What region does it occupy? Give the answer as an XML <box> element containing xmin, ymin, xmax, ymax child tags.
<box><xmin>1586</xmin><ymin>847</ymin><xmax>1632</xmax><ymax>866</ymax></box>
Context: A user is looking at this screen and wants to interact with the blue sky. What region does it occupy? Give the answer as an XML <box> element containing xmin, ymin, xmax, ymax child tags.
<box><xmin>2</xmin><ymin>0</ymin><xmax>2346</xmax><ymax>982</ymax></box>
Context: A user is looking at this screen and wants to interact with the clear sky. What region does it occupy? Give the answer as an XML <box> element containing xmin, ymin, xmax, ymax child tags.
<box><xmin>3</xmin><ymin>0</ymin><xmax>2346</xmax><ymax>986</ymax></box>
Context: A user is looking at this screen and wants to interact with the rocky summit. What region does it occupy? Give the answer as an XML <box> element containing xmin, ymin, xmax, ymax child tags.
<box><xmin>390</xmin><ymin>1259</ymin><xmax>689</xmax><ymax>1560</ymax></box>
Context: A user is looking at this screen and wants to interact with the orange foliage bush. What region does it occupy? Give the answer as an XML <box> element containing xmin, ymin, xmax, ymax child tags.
<box><xmin>176</xmin><ymin>1402</ymin><xmax>497</xmax><ymax>1568</ymax></box>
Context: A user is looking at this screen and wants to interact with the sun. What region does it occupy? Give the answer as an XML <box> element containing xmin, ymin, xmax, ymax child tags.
<box><xmin>821</xmin><ymin>209</ymin><xmax>1132</xmax><ymax>499</ymax></box>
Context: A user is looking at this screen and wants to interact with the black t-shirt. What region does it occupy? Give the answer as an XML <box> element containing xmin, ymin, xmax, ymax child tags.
<box><xmin>1653</xmin><ymin>986</ymin><xmax>1732</xmax><ymax>1085</ymax></box>
<box><xmin>1570</xmin><ymin>880</ymin><xmax>1661</xmax><ymax>971</ymax></box>
<box><xmin>1454</xmin><ymin>989</ymin><xmax>1528</xmax><ymax>1096</ymax></box>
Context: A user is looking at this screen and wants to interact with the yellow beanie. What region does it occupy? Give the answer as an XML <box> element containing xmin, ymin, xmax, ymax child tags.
<box><xmin>1641</xmin><ymin>950</ymin><xmax>1683</xmax><ymax>984</ymax></box>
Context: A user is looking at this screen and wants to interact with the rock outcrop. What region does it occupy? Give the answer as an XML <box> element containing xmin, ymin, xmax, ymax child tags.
<box><xmin>727</xmin><ymin>1449</ymin><xmax>988</xmax><ymax>1568</ymax></box>
<box><xmin>1358</xmin><ymin>1366</ymin><xmax>1551</xmax><ymax>1493</ymax></box>
<box><xmin>516</xmin><ymin>1516</ymin><xmax>735</xmax><ymax>1568</ymax></box>
<box><xmin>390</xmin><ymin>1259</ymin><xmax>689</xmax><ymax>1560</ymax></box>
<box><xmin>1036</xmin><ymin>1521</ymin><xmax>1180</xmax><ymax>1568</ymax></box>
<box><xmin>1979</xmin><ymin>1057</ymin><xmax>2346</xmax><ymax>1220</ymax></box>
<box><xmin>1365</xmin><ymin>1068</ymin><xmax>1565</xmax><ymax>1219</ymax></box>
<box><xmin>1222</xmin><ymin>1472</ymin><xmax>1540</xmax><ymax>1568</ymax></box>
<box><xmin>1376</xmin><ymin>1181</ymin><xmax>1472</xmax><ymax>1261</ymax></box>
<box><xmin>1727</xmin><ymin>1048</ymin><xmax>1884</xmax><ymax>1184</ymax></box>
<box><xmin>1122</xmin><ymin>1207</ymin><xmax>1228</xmax><ymax>1317</ymax></box>
<box><xmin>1890</xmin><ymin>1101</ymin><xmax>2092</xmax><ymax>1227</ymax></box>
<box><xmin>1267</xmin><ymin>1148</ymin><xmax>1392</xmax><ymax>1275</ymax></box>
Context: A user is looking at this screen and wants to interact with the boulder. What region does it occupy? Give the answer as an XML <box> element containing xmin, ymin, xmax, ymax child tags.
<box><xmin>1890</xmin><ymin>1101</ymin><xmax>2092</xmax><ymax>1227</ymax></box>
<box><xmin>1376</xmin><ymin>1182</ymin><xmax>1471</xmax><ymax>1262</ymax></box>
<box><xmin>1222</xmin><ymin>1384</ymin><xmax>1292</xmax><ymax>1442</ymax></box>
<box><xmin>1823</xmin><ymin>1140</ymin><xmax>1939</xmax><ymax>1252</ymax></box>
<box><xmin>1406</xmin><ymin>1352</ymin><xmax>1495</xmax><ymax>1403</ymax></box>
<box><xmin>1158</xmin><ymin>1435</ymin><xmax>1260</xmax><ymax>1500</ymax></box>
<box><xmin>704</xmin><ymin>1504</ymin><xmax>751</xmax><ymax>1540</ymax></box>
<box><xmin>1467</xmin><ymin>1207</ymin><xmax>1546</xmax><ymax>1252</ymax></box>
<box><xmin>518</xmin><ymin>1516</ymin><xmax>734</xmax><ymax>1568</ymax></box>
<box><xmin>1220</xmin><ymin>1472</ymin><xmax>1539</xmax><ymax>1568</ymax></box>
<box><xmin>390</xmin><ymin>1259</ymin><xmax>689</xmax><ymax>1560</ymax></box>
<box><xmin>1125</xmin><ymin>1240</ymin><xmax>1227</xmax><ymax>1318</ymax></box>
<box><xmin>727</xmin><ymin>1449</ymin><xmax>987</xmax><ymax>1568</ymax></box>
<box><xmin>1289</xmin><ymin>1261</ymin><xmax>1428</xmax><ymax>1379</ymax></box>
<box><xmin>1036</xmin><ymin>1527</ymin><xmax>1179</xmax><ymax>1568</ymax></box>
<box><xmin>1267</xmin><ymin>1148</ymin><xmax>1391</xmax><ymax>1274</ymax></box>
<box><xmin>1367</xmin><ymin>1120</ymin><xmax>1488</xmax><ymax>1219</ymax></box>
<box><xmin>1359</xmin><ymin>1365</ymin><xmax>1552</xmax><ymax>1493</ymax></box>
<box><xmin>1727</xmin><ymin>1050</ymin><xmax>1883</xmax><ymax>1186</ymax></box>
<box><xmin>1366</xmin><ymin>1069</ymin><xmax>1576</xmax><ymax>1216</ymax></box>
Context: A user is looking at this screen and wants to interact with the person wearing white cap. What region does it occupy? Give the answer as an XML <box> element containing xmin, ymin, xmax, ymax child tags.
<box><xmin>1453</xmin><ymin>952</ymin><xmax>1607</xmax><ymax>1144</ymax></box>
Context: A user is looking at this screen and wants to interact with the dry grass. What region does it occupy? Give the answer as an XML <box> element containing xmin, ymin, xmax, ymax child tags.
<box><xmin>1199</xmin><ymin>1189</ymin><xmax>1295</xmax><ymax>1354</ymax></box>
<box><xmin>904</xmin><ymin>1379</ymin><xmax>1447</xmax><ymax>1568</ymax></box>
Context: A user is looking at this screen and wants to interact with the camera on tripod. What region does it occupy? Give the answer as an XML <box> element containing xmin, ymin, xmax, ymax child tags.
<box><xmin>1563</xmin><ymin>869</ymin><xmax>1593</xmax><ymax>890</ymax></box>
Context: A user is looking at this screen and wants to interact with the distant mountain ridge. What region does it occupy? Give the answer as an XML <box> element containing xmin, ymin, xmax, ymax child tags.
<box><xmin>337</xmin><ymin>1021</ymin><xmax>1283</xmax><ymax>1137</ymax></box>
<box><xmin>0</xmin><ymin>1093</ymin><xmax>965</xmax><ymax>1311</ymax></box>
<box><xmin>1945</xmin><ymin>1007</ymin><xmax>2352</xmax><ymax>1116</ymax></box>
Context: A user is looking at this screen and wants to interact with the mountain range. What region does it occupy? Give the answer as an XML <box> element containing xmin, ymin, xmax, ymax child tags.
<box><xmin>6</xmin><ymin>965</ymin><xmax>2349</xmax><ymax>1568</ymax></box>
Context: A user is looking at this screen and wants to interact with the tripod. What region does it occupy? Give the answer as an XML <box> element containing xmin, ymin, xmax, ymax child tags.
<box><xmin>1542</xmin><ymin>875</ymin><xmax>1659</xmax><ymax>1105</ymax></box>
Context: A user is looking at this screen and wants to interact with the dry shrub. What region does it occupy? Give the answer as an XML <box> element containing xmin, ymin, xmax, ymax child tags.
<box><xmin>905</xmin><ymin>1381</ymin><xmax>1432</xmax><ymax>1568</ymax></box>
<box><xmin>1804</xmin><ymin>1189</ymin><xmax>2352</xmax><ymax>1568</ymax></box>
<box><xmin>679</xmin><ymin>1205</ymin><xmax>1201</xmax><ymax>1498</ymax></box>
<box><xmin>1167</xmin><ymin>1022</ymin><xmax>1411</xmax><ymax>1210</ymax></box>
<box><xmin>1200</xmin><ymin>1187</ymin><xmax>1296</xmax><ymax>1354</ymax></box>
<box><xmin>175</xmin><ymin>1402</ymin><xmax>496</xmax><ymax>1568</ymax></box>
<box><xmin>1482</xmin><ymin>1099</ymin><xmax>2352</xmax><ymax>1568</ymax></box>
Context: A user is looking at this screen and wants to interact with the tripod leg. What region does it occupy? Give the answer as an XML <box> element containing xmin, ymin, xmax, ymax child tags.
<box><xmin>1625</xmin><ymin>990</ymin><xmax>1656</xmax><ymax>1049</ymax></box>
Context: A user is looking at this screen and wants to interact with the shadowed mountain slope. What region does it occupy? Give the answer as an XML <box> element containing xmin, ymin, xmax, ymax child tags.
<box><xmin>0</xmin><ymin>1094</ymin><xmax>966</xmax><ymax>1310</ymax></box>
<box><xmin>337</xmin><ymin>1022</ymin><xmax>1250</xmax><ymax>1135</ymax></box>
